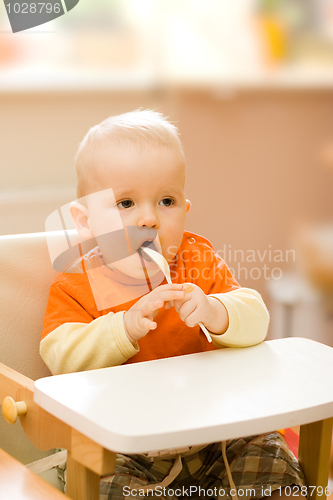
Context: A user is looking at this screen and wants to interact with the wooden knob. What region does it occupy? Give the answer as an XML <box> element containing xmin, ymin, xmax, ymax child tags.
<box><xmin>2</xmin><ymin>396</ymin><xmax>27</xmax><ymax>424</ymax></box>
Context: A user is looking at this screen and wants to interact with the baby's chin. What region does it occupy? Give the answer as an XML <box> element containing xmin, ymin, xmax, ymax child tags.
<box><xmin>108</xmin><ymin>254</ymin><xmax>161</xmax><ymax>280</ymax></box>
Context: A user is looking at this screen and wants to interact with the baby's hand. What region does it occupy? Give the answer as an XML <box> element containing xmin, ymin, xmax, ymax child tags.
<box><xmin>124</xmin><ymin>284</ymin><xmax>185</xmax><ymax>343</ymax></box>
<box><xmin>171</xmin><ymin>283</ymin><xmax>229</xmax><ymax>334</ymax></box>
<box><xmin>170</xmin><ymin>283</ymin><xmax>212</xmax><ymax>328</ymax></box>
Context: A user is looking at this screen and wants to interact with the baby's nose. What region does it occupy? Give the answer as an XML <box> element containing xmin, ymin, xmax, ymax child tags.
<box><xmin>138</xmin><ymin>208</ymin><xmax>159</xmax><ymax>228</ymax></box>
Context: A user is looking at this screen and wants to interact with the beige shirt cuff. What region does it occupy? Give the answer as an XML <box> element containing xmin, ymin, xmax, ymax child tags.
<box><xmin>208</xmin><ymin>288</ymin><xmax>270</xmax><ymax>348</ymax></box>
<box><xmin>40</xmin><ymin>311</ymin><xmax>139</xmax><ymax>375</ymax></box>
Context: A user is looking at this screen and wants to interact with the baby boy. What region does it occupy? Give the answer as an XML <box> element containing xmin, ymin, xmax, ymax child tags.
<box><xmin>40</xmin><ymin>109</ymin><xmax>305</xmax><ymax>499</ymax></box>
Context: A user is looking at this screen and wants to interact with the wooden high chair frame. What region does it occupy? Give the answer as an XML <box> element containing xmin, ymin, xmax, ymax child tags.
<box><xmin>1</xmin><ymin>337</ymin><xmax>333</xmax><ymax>500</ymax></box>
<box><xmin>0</xmin><ymin>233</ymin><xmax>333</xmax><ymax>500</ymax></box>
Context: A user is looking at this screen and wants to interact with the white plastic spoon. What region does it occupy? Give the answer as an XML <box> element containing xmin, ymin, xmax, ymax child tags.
<box><xmin>139</xmin><ymin>246</ymin><xmax>212</xmax><ymax>343</ymax></box>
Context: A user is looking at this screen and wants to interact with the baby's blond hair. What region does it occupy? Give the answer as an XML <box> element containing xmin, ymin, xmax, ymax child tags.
<box><xmin>75</xmin><ymin>109</ymin><xmax>185</xmax><ymax>199</ymax></box>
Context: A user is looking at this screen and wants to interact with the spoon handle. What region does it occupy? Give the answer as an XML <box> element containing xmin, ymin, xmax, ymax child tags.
<box><xmin>139</xmin><ymin>246</ymin><xmax>212</xmax><ymax>343</ymax></box>
<box><xmin>198</xmin><ymin>322</ymin><xmax>212</xmax><ymax>343</ymax></box>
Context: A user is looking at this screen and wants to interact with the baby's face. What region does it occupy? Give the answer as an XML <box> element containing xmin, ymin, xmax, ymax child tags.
<box><xmin>85</xmin><ymin>142</ymin><xmax>190</xmax><ymax>279</ymax></box>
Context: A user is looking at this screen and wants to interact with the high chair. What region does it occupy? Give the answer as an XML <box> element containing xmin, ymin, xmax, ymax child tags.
<box><xmin>1</xmin><ymin>232</ymin><xmax>333</xmax><ymax>500</ymax></box>
<box><xmin>0</xmin><ymin>231</ymin><xmax>94</xmax><ymax>490</ymax></box>
<box><xmin>0</xmin><ymin>447</ymin><xmax>68</xmax><ymax>499</ymax></box>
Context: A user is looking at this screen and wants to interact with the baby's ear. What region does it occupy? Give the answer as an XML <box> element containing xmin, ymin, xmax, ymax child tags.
<box><xmin>186</xmin><ymin>199</ymin><xmax>191</xmax><ymax>213</ymax></box>
<box><xmin>69</xmin><ymin>202</ymin><xmax>94</xmax><ymax>240</ymax></box>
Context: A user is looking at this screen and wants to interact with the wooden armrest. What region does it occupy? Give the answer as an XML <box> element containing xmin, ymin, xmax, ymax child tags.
<box><xmin>0</xmin><ymin>363</ymin><xmax>71</xmax><ymax>451</ymax></box>
<box><xmin>0</xmin><ymin>447</ymin><xmax>68</xmax><ymax>499</ymax></box>
<box><xmin>0</xmin><ymin>362</ymin><xmax>34</xmax><ymax>404</ymax></box>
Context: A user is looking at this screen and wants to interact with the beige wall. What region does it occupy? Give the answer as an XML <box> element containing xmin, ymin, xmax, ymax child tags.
<box><xmin>172</xmin><ymin>90</ymin><xmax>333</xmax><ymax>298</ymax></box>
<box><xmin>0</xmin><ymin>91</ymin><xmax>162</xmax><ymax>190</ymax></box>
<box><xmin>1</xmin><ymin>89</ymin><xmax>332</xmax><ymax>298</ymax></box>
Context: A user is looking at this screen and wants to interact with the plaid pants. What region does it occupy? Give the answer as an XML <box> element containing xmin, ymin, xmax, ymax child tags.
<box><xmin>91</xmin><ymin>432</ymin><xmax>305</xmax><ymax>500</ymax></box>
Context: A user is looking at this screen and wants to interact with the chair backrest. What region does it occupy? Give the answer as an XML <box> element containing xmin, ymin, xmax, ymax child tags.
<box><xmin>0</xmin><ymin>233</ymin><xmax>57</xmax><ymax>380</ymax></box>
<box><xmin>0</xmin><ymin>231</ymin><xmax>94</xmax><ymax>464</ymax></box>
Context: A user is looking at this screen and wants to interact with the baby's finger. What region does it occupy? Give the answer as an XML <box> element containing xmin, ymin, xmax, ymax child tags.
<box><xmin>173</xmin><ymin>295</ymin><xmax>190</xmax><ymax>313</ymax></box>
<box><xmin>178</xmin><ymin>302</ymin><xmax>196</xmax><ymax>323</ymax></box>
<box><xmin>158</xmin><ymin>290</ymin><xmax>185</xmax><ymax>302</ymax></box>
<box><xmin>143</xmin><ymin>299</ymin><xmax>164</xmax><ymax>316</ymax></box>
<box><xmin>183</xmin><ymin>312</ymin><xmax>198</xmax><ymax>328</ymax></box>
<box><xmin>164</xmin><ymin>300</ymin><xmax>174</xmax><ymax>310</ymax></box>
<box><xmin>155</xmin><ymin>283</ymin><xmax>184</xmax><ymax>292</ymax></box>
<box><xmin>140</xmin><ymin>317</ymin><xmax>157</xmax><ymax>331</ymax></box>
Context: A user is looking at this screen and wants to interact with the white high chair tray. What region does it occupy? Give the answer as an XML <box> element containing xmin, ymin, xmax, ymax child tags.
<box><xmin>34</xmin><ymin>338</ymin><xmax>333</xmax><ymax>454</ymax></box>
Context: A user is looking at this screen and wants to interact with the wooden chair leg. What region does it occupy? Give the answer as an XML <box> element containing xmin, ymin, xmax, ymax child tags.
<box><xmin>66</xmin><ymin>452</ymin><xmax>100</xmax><ymax>500</ymax></box>
<box><xmin>298</xmin><ymin>418</ymin><xmax>333</xmax><ymax>500</ymax></box>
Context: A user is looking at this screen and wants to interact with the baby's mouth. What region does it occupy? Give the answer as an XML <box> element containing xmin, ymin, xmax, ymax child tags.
<box><xmin>137</xmin><ymin>240</ymin><xmax>158</xmax><ymax>262</ymax></box>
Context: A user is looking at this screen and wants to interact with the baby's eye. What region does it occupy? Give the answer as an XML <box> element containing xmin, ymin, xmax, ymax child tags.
<box><xmin>159</xmin><ymin>198</ymin><xmax>174</xmax><ymax>207</ymax></box>
<box><xmin>117</xmin><ymin>200</ymin><xmax>134</xmax><ymax>209</ymax></box>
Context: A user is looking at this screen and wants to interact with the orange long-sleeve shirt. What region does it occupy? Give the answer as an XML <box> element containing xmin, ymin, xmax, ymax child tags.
<box><xmin>40</xmin><ymin>231</ymin><xmax>269</xmax><ymax>374</ymax></box>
